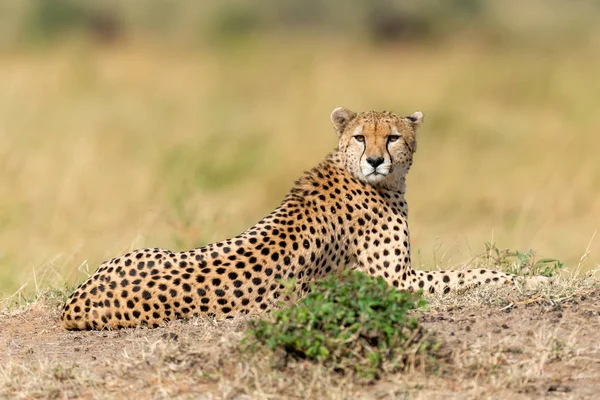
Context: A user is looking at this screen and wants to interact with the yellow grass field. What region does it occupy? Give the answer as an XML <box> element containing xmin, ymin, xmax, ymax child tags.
<box><xmin>0</xmin><ymin>38</ymin><xmax>599</xmax><ymax>298</ymax></box>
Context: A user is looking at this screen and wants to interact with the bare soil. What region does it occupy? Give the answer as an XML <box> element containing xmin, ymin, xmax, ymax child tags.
<box><xmin>1</xmin><ymin>280</ymin><xmax>600</xmax><ymax>399</ymax></box>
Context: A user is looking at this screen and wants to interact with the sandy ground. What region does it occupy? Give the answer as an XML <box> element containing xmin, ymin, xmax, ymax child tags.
<box><xmin>1</xmin><ymin>282</ymin><xmax>600</xmax><ymax>399</ymax></box>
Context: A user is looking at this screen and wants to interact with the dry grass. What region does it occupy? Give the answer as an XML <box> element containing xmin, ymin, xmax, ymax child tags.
<box><xmin>0</xmin><ymin>38</ymin><xmax>599</xmax><ymax>297</ymax></box>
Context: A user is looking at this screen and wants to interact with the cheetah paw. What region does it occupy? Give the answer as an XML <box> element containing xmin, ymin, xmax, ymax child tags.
<box><xmin>524</xmin><ymin>275</ymin><xmax>553</xmax><ymax>287</ymax></box>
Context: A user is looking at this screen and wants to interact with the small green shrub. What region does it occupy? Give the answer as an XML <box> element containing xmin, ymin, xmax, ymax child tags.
<box><xmin>242</xmin><ymin>271</ymin><xmax>441</xmax><ymax>380</ymax></box>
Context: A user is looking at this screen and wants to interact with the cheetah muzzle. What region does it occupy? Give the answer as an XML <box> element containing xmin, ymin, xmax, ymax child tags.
<box><xmin>61</xmin><ymin>108</ymin><xmax>548</xmax><ymax>330</ymax></box>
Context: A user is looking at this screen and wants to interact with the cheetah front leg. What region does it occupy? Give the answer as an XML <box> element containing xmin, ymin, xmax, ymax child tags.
<box><xmin>401</xmin><ymin>268</ymin><xmax>550</xmax><ymax>294</ymax></box>
<box><xmin>352</xmin><ymin>260</ymin><xmax>550</xmax><ymax>295</ymax></box>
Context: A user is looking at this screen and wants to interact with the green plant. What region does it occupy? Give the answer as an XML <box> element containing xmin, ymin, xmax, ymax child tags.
<box><xmin>242</xmin><ymin>271</ymin><xmax>441</xmax><ymax>380</ymax></box>
<box><xmin>478</xmin><ymin>242</ymin><xmax>565</xmax><ymax>277</ymax></box>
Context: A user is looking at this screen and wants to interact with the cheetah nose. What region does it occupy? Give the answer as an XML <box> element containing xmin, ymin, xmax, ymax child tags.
<box><xmin>366</xmin><ymin>157</ymin><xmax>384</xmax><ymax>168</ymax></box>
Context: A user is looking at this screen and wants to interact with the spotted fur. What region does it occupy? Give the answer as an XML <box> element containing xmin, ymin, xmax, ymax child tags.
<box><xmin>61</xmin><ymin>108</ymin><xmax>546</xmax><ymax>330</ymax></box>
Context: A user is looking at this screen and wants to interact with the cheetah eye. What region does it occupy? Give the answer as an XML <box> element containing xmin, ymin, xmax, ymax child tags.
<box><xmin>387</xmin><ymin>135</ymin><xmax>401</xmax><ymax>144</ymax></box>
<box><xmin>353</xmin><ymin>135</ymin><xmax>365</xmax><ymax>143</ymax></box>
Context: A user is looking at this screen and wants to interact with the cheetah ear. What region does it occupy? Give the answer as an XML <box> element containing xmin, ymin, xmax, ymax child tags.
<box><xmin>330</xmin><ymin>107</ymin><xmax>357</xmax><ymax>137</ymax></box>
<box><xmin>403</xmin><ymin>111</ymin><xmax>423</xmax><ymax>153</ymax></box>
<box><xmin>404</xmin><ymin>111</ymin><xmax>424</xmax><ymax>127</ymax></box>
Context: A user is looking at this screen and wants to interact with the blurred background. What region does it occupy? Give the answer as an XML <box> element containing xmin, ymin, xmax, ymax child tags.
<box><xmin>0</xmin><ymin>0</ymin><xmax>599</xmax><ymax>297</ymax></box>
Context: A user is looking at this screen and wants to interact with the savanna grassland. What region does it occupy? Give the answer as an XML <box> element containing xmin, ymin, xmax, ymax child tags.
<box><xmin>1</xmin><ymin>38</ymin><xmax>599</xmax><ymax>298</ymax></box>
<box><xmin>1</xmin><ymin>1</ymin><xmax>600</xmax><ymax>398</ymax></box>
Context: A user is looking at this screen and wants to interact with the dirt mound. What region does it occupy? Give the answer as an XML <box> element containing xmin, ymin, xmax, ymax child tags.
<box><xmin>1</xmin><ymin>282</ymin><xmax>600</xmax><ymax>399</ymax></box>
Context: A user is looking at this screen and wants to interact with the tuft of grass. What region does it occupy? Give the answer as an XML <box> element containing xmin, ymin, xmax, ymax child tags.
<box><xmin>0</xmin><ymin>260</ymin><xmax>75</xmax><ymax>313</ymax></box>
<box><xmin>0</xmin><ymin>284</ymin><xmax>74</xmax><ymax>313</ymax></box>
<box><xmin>475</xmin><ymin>241</ymin><xmax>566</xmax><ymax>277</ymax></box>
<box><xmin>242</xmin><ymin>271</ymin><xmax>443</xmax><ymax>380</ymax></box>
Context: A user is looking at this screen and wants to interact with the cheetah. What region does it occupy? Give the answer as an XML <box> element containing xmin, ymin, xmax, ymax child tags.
<box><xmin>62</xmin><ymin>107</ymin><xmax>547</xmax><ymax>330</ymax></box>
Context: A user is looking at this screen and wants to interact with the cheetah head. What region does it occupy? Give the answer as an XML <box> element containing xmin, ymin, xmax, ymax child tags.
<box><xmin>330</xmin><ymin>107</ymin><xmax>423</xmax><ymax>187</ymax></box>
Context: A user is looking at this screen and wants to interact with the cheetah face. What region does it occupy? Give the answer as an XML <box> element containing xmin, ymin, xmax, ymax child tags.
<box><xmin>330</xmin><ymin>107</ymin><xmax>423</xmax><ymax>186</ymax></box>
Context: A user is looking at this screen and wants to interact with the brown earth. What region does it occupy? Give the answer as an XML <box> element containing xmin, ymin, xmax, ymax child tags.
<box><xmin>1</xmin><ymin>280</ymin><xmax>600</xmax><ymax>399</ymax></box>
